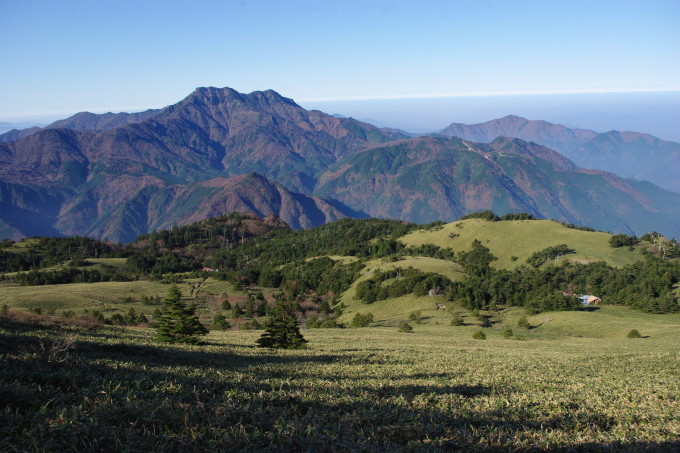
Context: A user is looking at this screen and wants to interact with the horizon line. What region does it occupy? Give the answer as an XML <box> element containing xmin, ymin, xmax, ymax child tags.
<box><xmin>298</xmin><ymin>88</ymin><xmax>680</xmax><ymax>103</ymax></box>
<box><xmin>2</xmin><ymin>88</ymin><xmax>680</xmax><ymax>122</ymax></box>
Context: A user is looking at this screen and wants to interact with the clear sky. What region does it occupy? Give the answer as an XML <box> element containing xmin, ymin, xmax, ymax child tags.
<box><xmin>1</xmin><ymin>0</ymin><xmax>679</xmax><ymax>124</ymax></box>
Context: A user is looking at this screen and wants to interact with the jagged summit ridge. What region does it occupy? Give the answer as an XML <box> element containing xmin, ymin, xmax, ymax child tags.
<box><xmin>0</xmin><ymin>87</ymin><xmax>678</xmax><ymax>241</ymax></box>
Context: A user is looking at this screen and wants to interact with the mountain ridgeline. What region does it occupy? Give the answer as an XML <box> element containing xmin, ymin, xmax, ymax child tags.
<box><xmin>440</xmin><ymin>115</ymin><xmax>680</xmax><ymax>193</ymax></box>
<box><xmin>1</xmin><ymin>87</ymin><xmax>679</xmax><ymax>241</ymax></box>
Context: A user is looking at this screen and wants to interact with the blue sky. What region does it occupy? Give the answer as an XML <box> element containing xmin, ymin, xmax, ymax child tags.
<box><xmin>1</xmin><ymin>0</ymin><xmax>679</xmax><ymax>125</ymax></box>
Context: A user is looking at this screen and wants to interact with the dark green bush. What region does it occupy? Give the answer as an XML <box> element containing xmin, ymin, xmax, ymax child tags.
<box><xmin>398</xmin><ymin>321</ymin><xmax>413</xmax><ymax>333</ymax></box>
<box><xmin>351</xmin><ymin>312</ymin><xmax>374</xmax><ymax>327</ymax></box>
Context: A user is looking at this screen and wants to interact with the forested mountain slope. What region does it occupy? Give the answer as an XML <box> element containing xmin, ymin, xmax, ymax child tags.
<box><xmin>1</xmin><ymin>87</ymin><xmax>679</xmax><ymax>241</ymax></box>
<box><xmin>440</xmin><ymin>115</ymin><xmax>680</xmax><ymax>193</ymax></box>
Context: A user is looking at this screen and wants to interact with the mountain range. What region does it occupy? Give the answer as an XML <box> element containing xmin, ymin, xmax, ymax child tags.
<box><xmin>1</xmin><ymin>87</ymin><xmax>679</xmax><ymax>241</ymax></box>
<box><xmin>440</xmin><ymin>115</ymin><xmax>680</xmax><ymax>193</ymax></box>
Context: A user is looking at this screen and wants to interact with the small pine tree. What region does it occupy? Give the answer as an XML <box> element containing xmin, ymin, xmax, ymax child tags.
<box><xmin>221</xmin><ymin>298</ymin><xmax>232</xmax><ymax>310</ymax></box>
<box><xmin>502</xmin><ymin>327</ymin><xmax>514</xmax><ymax>338</ymax></box>
<box><xmin>212</xmin><ymin>314</ymin><xmax>231</xmax><ymax>330</ymax></box>
<box><xmin>256</xmin><ymin>300</ymin><xmax>268</xmax><ymax>317</ymax></box>
<box><xmin>517</xmin><ymin>315</ymin><xmax>530</xmax><ymax>330</ymax></box>
<box><xmin>450</xmin><ymin>313</ymin><xmax>465</xmax><ymax>326</ymax></box>
<box><xmin>306</xmin><ymin>315</ymin><xmax>320</xmax><ymax>328</ymax></box>
<box><xmin>256</xmin><ymin>300</ymin><xmax>308</xmax><ymax>349</ymax></box>
<box><xmin>333</xmin><ymin>302</ymin><xmax>346</xmax><ymax>317</ymax></box>
<box><xmin>398</xmin><ymin>321</ymin><xmax>414</xmax><ymax>333</ymax></box>
<box><xmin>125</xmin><ymin>308</ymin><xmax>139</xmax><ymax>325</ymax></box>
<box><xmin>627</xmin><ymin>329</ymin><xmax>642</xmax><ymax>338</ymax></box>
<box><xmin>231</xmin><ymin>304</ymin><xmax>243</xmax><ymax>319</ymax></box>
<box><xmin>472</xmin><ymin>330</ymin><xmax>486</xmax><ymax>340</ymax></box>
<box><xmin>479</xmin><ymin>315</ymin><xmax>492</xmax><ymax>328</ymax></box>
<box><xmin>110</xmin><ymin>313</ymin><xmax>125</xmax><ymax>325</ymax></box>
<box><xmin>318</xmin><ymin>298</ymin><xmax>331</xmax><ymax>313</ymax></box>
<box><xmin>244</xmin><ymin>296</ymin><xmax>255</xmax><ymax>318</ymax></box>
<box><xmin>409</xmin><ymin>310</ymin><xmax>422</xmax><ymax>324</ymax></box>
<box><xmin>155</xmin><ymin>285</ymin><xmax>208</xmax><ymax>344</ymax></box>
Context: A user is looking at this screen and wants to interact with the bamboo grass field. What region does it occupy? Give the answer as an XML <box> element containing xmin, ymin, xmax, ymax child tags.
<box><xmin>1</xmin><ymin>309</ymin><xmax>678</xmax><ymax>451</ymax></box>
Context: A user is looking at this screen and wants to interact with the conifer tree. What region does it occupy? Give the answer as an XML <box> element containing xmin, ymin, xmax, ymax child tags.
<box><xmin>155</xmin><ymin>284</ymin><xmax>208</xmax><ymax>344</ymax></box>
<box><xmin>245</xmin><ymin>296</ymin><xmax>255</xmax><ymax>318</ymax></box>
<box><xmin>231</xmin><ymin>304</ymin><xmax>243</xmax><ymax>319</ymax></box>
<box><xmin>256</xmin><ymin>299</ymin><xmax>308</xmax><ymax>349</ymax></box>
<box><xmin>256</xmin><ymin>300</ymin><xmax>268</xmax><ymax>317</ymax></box>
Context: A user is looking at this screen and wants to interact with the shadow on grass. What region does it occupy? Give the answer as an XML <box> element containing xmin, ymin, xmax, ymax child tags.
<box><xmin>0</xmin><ymin>318</ymin><xmax>345</xmax><ymax>371</ymax></box>
<box><xmin>4</xmin><ymin>349</ymin><xmax>674</xmax><ymax>453</ymax></box>
<box><xmin>2</xmin><ymin>317</ymin><xmax>677</xmax><ymax>452</ymax></box>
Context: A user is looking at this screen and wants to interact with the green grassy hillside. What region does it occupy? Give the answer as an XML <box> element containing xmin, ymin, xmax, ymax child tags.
<box><xmin>505</xmin><ymin>305</ymin><xmax>680</xmax><ymax>339</ymax></box>
<box><xmin>83</xmin><ymin>257</ymin><xmax>128</xmax><ymax>271</ymax></box>
<box><xmin>0</xmin><ymin>280</ymin><xmax>169</xmax><ymax>313</ymax></box>
<box><xmin>337</xmin><ymin>256</ymin><xmax>462</xmax><ymax>324</ymax></box>
<box><xmin>0</xmin><ymin>278</ymin><xmax>243</xmax><ymax>320</ymax></box>
<box><xmin>400</xmin><ymin>219</ymin><xmax>642</xmax><ymax>269</ymax></box>
<box><xmin>1</xmin><ymin>257</ymin><xmax>129</xmax><ymax>278</ymax></box>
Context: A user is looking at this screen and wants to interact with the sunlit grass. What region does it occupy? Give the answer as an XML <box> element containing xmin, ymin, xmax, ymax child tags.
<box><xmin>400</xmin><ymin>219</ymin><xmax>643</xmax><ymax>269</ymax></box>
<box><xmin>340</xmin><ymin>256</ymin><xmax>464</xmax><ymax>304</ymax></box>
<box><xmin>0</xmin><ymin>278</ymin><xmax>244</xmax><ymax>319</ymax></box>
<box><xmin>1</xmin><ymin>316</ymin><xmax>677</xmax><ymax>451</ymax></box>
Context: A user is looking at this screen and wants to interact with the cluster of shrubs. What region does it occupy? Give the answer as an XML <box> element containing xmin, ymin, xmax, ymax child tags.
<box><xmin>609</xmin><ymin>234</ymin><xmax>639</xmax><ymax>248</ymax></box>
<box><xmin>85</xmin><ymin>307</ymin><xmax>148</xmax><ymax>326</ymax></box>
<box><xmin>526</xmin><ymin>244</ymin><xmax>574</xmax><ymax>268</ymax></box>
<box><xmin>458</xmin><ymin>211</ymin><xmax>537</xmax><ymax>222</ymax></box>
<box><xmin>355</xmin><ymin>267</ymin><xmax>452</xmax><ymax>304</ymax></box>
<box><xmin>306</xmin><ymin>316</ymin><xmax>343</xmax><ymax>328</ymax></box>
<box><xmin>1</xmin><ymin>304</ymin><xmax>102</xmax><ymax>330</ymax></box>
<box><xmin>351</xmin><ymin>312</ymin><xmax>374</xmax><ymax>327</ymax></box>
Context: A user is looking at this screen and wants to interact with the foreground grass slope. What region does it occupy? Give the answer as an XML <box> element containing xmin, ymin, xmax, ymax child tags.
<box><xmin>400</xmin><ymin>219</ymin><xmax>642</xmax><ymax>269</ymax></box>
<box><xmin>1</xmin><ymin>317</ymin><xmax>677</xmax><ymax>451</ymax></box>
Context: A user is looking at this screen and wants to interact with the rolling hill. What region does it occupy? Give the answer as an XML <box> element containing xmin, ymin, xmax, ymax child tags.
<box><xmin>399</xmin><ymin>218</ymin><xmax>642</xmax><ymax>269</ymax></box>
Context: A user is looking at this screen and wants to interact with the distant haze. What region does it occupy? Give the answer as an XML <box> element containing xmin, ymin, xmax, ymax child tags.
<box><xmin>3</xmin><ymin>91</ymin><xmax>679</xmax><ymax>144</ymax></box>
<box><xmin>301</xmin><ymin>91</ymin><xmax>680</xmax><ymax>142</ymax></box>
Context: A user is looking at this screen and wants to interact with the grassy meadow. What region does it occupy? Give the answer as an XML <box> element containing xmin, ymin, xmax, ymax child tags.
<box><xmin>0</xmin><ymin>278</ymin><xmax>245</xmax><ymax>322</ymax></box>
<box><xmin>335</xmin><ymin>256</ymin><xmax>465</xmax><ymax>325</ymax></box>
<box><xmin>400</xmin><ymin>219</ymin><xmax>643</xmax><ymax>269</ymax></box>
<box><xmin>1</xmin><ymin>309</ymin><xmax>678</xmax><ymax>451</ymax></box>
